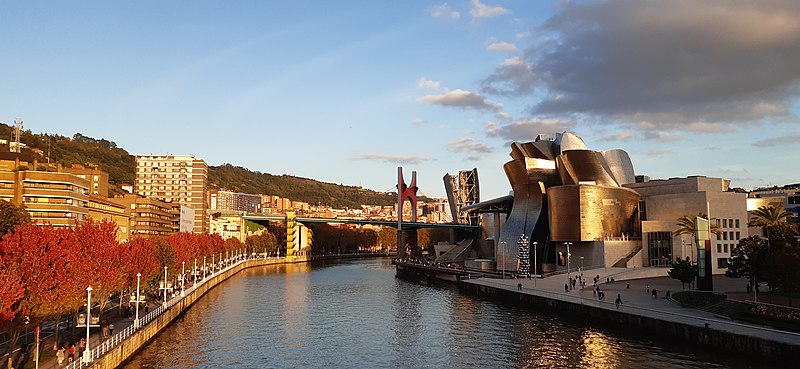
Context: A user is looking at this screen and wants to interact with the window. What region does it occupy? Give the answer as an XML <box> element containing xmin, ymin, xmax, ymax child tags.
<box><xmin>717</xmin><ymin>258</ymin><xmax>729</xmax><ymax>268</ymax></box>
<box><xmin>735</xmin><ymin>219</ymin><xmax>740</xmax><ymax>228</ymax></box>
<box><xmin>735</xmin><ymin>231</ymin><xmax>740</xmax><ymax>240</ymax></box>
<box><xmin>717</xmin><ymin>244</ymin><xmax>722</xmax><ymax>253</ymax></box>
<box><xmin>729</xmin><ymin>231</ymin><xmax>734</xmax><ymax>240</ymax></box>
<box><xmin>723</xmin><ymin>232</ymin><xmax>727</xmax><ymax>240</ymax></box>
<box><xmin>724</xmin><ymin>244</ymin><xmax>728</xmax><ymax>253</ymax></box>
<box><xmin>648</xmin><ymin>232</ymin><xmax>673</xmax><ymax>267</ymax></box>
<box><xmin>723</xmin><ymin>219</ymin><xmax>728</xmax><ymax>228</ymax></box>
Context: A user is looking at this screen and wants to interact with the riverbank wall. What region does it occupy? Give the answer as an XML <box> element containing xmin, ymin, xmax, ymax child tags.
<box><xmin>458</xmin><ymin>280</ymin><xmax>800</xmax><ymax>365</ymax></box>
<box><xmin>90</xmin><ymin>256</ymin><xmax>309</xmax><ymax>369</ymax></box>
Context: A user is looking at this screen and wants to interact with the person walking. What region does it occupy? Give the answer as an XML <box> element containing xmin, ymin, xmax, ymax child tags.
<box><xmin>109</xmin><ymin>322</ymin><xmax>114</xmax><ymax>336</ymax></box>
<box><xmin>56</xmin><ymin>345</ymin><xmax>65</xmax><ymax>367</ymax></box>
<box><xmin>615</xmin><ymin>294</ymin><xmax>623</xmax><ymax>309</ymax></box>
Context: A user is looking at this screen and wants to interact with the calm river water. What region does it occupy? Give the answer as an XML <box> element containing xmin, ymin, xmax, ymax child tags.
<box><xmin>122</xmin><ymin>258</ymin><xmax>767</xmax><ymax>368</ymax></box>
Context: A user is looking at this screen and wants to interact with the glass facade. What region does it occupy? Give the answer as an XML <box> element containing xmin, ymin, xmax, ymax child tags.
<box><xmin>648</xmin><ymin>232</ymin><xmax>673</xmax><ymax>267</ymax></box>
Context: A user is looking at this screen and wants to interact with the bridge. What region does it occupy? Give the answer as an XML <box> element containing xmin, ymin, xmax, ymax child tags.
<box><xmin>242</xmin><ymin>215</ymin><xmax>481</xmax><ymax>231</ymax></box>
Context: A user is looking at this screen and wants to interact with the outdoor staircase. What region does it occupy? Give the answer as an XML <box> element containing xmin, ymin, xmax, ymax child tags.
<box><xmin>435</xmin><ymin>238</ymin><xmax>474</xmax><ymax>263</ymax></box>
<box><xmin>612</xmin><ymin>246</ymin><xmax>642</xmax><ymax>268</ymax></box>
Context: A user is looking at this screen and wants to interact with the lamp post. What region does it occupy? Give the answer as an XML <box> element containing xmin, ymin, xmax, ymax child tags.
<box><xmin>533</xmin><ymin>241</ymin><xmax>538</xmax><ymax>287</ymax></box>
<box><xmin>500</xmin><ymin>241</ymin><xmax>506</xmax><ymax>279</ymax></box>
<box><xmin>212</xmin><ymin>254</ymin><xmax>215</xmax><ymax>273</ymax></box>
<box><xmin>181</xmin><ymin>261</ymin><xmax>186</xmax><ymax>296</ymax></box>
<box><xmin>580</xmin><ymin>256</ymin><xmax>584</xmax><ymax>271</ymax></box>
<box><xmin>163</xmin><ymin>266</ymin><xmax>168</xmax><ymax>305</ymax></box>
<box><xmin>134</xmin><ymin>273</ymin><xmax>141</xmax><ymax>329</ymax></box>
<box><xmin>83</xmin><ymin>286</ymin><xmax>93</xmax><ymax>363</ymax></box>
<box><xmin>194</xmin><ymin>258</ymin><xmax>198</xmax><ymax>286</ymax></box>
<box><xmin>564</xmin><ymin>242</ymin><xmax>573</xmax><ymax>284</ymax></box>
<box><xmin>203</xmin><ymin>256</ymin><xmax>207</xmax><ymax>279</ymax></box>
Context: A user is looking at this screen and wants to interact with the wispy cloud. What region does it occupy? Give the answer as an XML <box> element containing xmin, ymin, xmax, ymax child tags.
<box><xmin>430</xmin><ymin>3</ymin><xmax>460</xmax><ymax>20</ymax></box>
<box><xmin>486</xmin><ymin>41</ymin><xmax>517</xmax><ymax>53</ymax></box>
<box><xmin>598</xmin><ymin>130</ymin><xmax>633</xmax><ymax>142</ymax></box>
<box><xmin>447</xmin><ymin>137</ymin><xmax>493</xmax><ymax>161</ymax></box>
<box><xmin>419</xmin><ymin>89</ymin><xmax>502</xmax><ymax>111</ymax></box>
<box><xmin>417</xmin><ymin>78</ymin><xmax>442</xmax><ymax>90</ymax></box>
<box><xmin>752</xmin><ymin>134</ymin><xmax>800</xmax><ymax>147</ymax></box>
<box><xmin>354</xmin><ymin>154</ymin><xmax>433</xmax><ymax>165</ymax></box>
<box><xmin>411</xmin><ymin>118</ymin><xmax>427</xmax><ymax>126</ymax></box>
<box><xmin>470</xmin><ymin>0</ymin><xmax>510</xmax><ymax>19</ymax></box>
<box><xmin>646</xmin><ymin>149</ymin><xmax>672</xmax><ymax>157</ymax></box>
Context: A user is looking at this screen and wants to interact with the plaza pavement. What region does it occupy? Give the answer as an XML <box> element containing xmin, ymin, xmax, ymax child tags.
<box><xmin>465</xmin><ymin>267</ymin><xmax>800</xmax><ymax>346</ymax></box>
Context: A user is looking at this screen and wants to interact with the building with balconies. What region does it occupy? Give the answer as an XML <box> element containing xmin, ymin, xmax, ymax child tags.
<box><xmin>134</xmin><ymin>154</ymin><xmax>208</xmax><ymax>233</ymax></box>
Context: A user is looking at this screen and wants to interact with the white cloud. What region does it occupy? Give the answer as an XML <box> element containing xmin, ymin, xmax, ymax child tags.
<box><xmin>354</xmin><ymin>154</ymin><xmax>433</xmax><ymax>165</ymax></box>
<box><xmin>447</xmin><ymin>137</ymin><xmax>493</xmax><ymax>161</ymax></box>
<box><xmin>487</xmin><ymin>41</ymin><xmax>517</xmax><ymax>53</ymax></box>
<box><xmin>481</xmin><ymin>56</ymin><xmax>536</xmax><ymax>96</ymax></box>
<box><xmin>495</xmin><ymin>111</ymin><xmax>511</xmax><ymax>121</ymax></box>
<box><xmin>419</xmin><ymin>89</ymin><xmax>502</xmax><ymax>111</ymax></box>
<box><xmin>470</xmin><ymin>0</ymin><xmax>510</xmax><ymax>19</ymax></box>
<box><xmin>431</xmin><ymin>3</ymin><xmax>460</xmax><ymax>19</ymax></box>
<box><xmin>417</xmin><ymin>78</ymin><xmax>441</xmax><ymax>90</ymax></box>
<box><xmin>411</xmin><ymin>118</ymin><xmax>427</xmax><ymax>126</ymax></box>
<box><xmin>516</xmin><ymin>31</ymin><xmax>533</xmax><ymax>39</ymax></box>
<box><xmin>646</xmin><ymin>149</ymin><xmax>672</xmax><ymax>157</ymax></box>
<box><xmin>599</xmin><ymin>130</ymin><xmax>633</xmax><ymax>142</ymax></box>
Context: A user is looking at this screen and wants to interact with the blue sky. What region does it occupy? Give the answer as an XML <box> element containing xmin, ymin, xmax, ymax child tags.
<box><xmin>2</xmin><ymin>0</ymin><xmax>799</xmax><ymax>199</ymax></box>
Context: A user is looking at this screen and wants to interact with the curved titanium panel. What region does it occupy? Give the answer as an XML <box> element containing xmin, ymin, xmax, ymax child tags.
<box><xmin>556</xmin><ymin>150</ymin><xmax>619</xmax><ymax>187</ymax></box>
<box><xmin>555</xmin><ymin>132</ymin><xmax>588</xmax><ymax>155</ymax></box>
<box><xmin>601</xmin><ymin>149</ymin><xmax>636</xmax><ymax>185</ymax></box>
<box><xmin>496</xmin><ymin>159</ymin><xmax>543</xmax><ymax>271</ymax></box>
<box><xmin>548</xmin><ymin>185</ymin><xmax>640</xmax><ymax>241</ymax></box>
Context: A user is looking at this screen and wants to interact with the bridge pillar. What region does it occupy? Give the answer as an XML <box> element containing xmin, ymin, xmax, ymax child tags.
<box><xmin>397</xmin><ymin>229</ymin><xmax>418</xmax><ymax>258</ymax></box>
<box><xmin>396</xmin><ymin>167</ymin><xmax>418</xmax><ymax>257</ymax></box>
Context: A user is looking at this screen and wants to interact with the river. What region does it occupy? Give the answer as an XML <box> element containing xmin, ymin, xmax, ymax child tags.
<box><xmin>122</xmin><ymin>258</ymin><xmax>767</xmax><ymax>368</ymax></box>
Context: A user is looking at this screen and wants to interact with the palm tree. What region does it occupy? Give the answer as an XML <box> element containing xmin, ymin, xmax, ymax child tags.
<box><xmin>675</xmin><ymin>213</ymin><xmax>722</xmax><ymax>238</ymax></box>
<box><xmin>747</xmin><ymin>205</ymin><xmax>791</xmax><ymax>228</ymax></box>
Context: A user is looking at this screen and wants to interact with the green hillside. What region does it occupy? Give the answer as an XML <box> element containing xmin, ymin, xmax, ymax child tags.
<box><xmin>0</xmin><ymin>123</ymin><xmax>396</xmax><ymax>207</ymax></box>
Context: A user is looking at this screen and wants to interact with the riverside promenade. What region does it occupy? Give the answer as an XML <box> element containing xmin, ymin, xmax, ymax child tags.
<box><xmin>458</xmin><ymin>267</ymin><xmax>800</xmax><ymax>364</ymax></box>
<box><xmin>19</xmin><ymin>255</ymin><xmax>307</xmax><ymax>369</ymax></box>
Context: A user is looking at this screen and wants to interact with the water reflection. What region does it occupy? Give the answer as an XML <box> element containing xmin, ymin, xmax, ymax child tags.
<box><xmin>123</xmin><ymin>259</ymin><xmax>768</xmax><ymax>369</ymax></box>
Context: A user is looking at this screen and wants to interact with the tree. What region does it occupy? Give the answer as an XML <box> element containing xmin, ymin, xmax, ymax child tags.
<box><xmin>0</xmin><ymin>269</ymin><xmax>23</xmax><ymax>329</ymax></box>
<box><xmin>748</xmin><ymin>205</ymin><xmax>792</xmax><ymax>229</ymax></box>
<box><xmin>668</xmin><ymin>257</ymin><xmax>697</xmax><ymax>290</ymax></box>
<box><xmin>0</xmin><ymin>200</ymin><xmax>30</xmax><ymax>236</ymax></box>
<box><xmin>761</xmin><ymin>246</ymin><xmax>800</xmax><ymax>305</ymax></box>
<box><xmin>376</xmin><ymin>227</ymin><xmax>397</xmax><ymax>253</ymax></box>
<box><xmin>0</xmin><ymin>223</ymin><xmax>76</xmax><ymax>357</ymax></box>
<box><xmin>72</xmin><ymin>219</ymin><xmax>123</xmax><ymax>321</ymax></box>
<box><xmin>726</xmin><ymin>236</ymin><xmax>767</xmax><ymax>282</ymax></box>
<box><xmin>675</xmin><ymin>213</ymin><xmax>722</xmax><ymax>239</ymax></box>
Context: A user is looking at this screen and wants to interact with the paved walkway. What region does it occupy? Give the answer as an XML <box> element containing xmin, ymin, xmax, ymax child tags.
<box><xmin>465</xmin><ymin>268</ymin><xmax>800</xmax><ymax>346</ymax></box>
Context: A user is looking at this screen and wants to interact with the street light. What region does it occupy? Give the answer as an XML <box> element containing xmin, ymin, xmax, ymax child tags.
<box><xmin>194</xmin><ymin>258</ymin><xmax>198</xmax><ymax>286</ymax></box>
<box><xmin>533</xmin><ymin>241</ymin><xmax>538</xmax><ymax>288</ymax></box>
<box><xmin>564</xmin><ymin>242</ymin><xmax>573</xmax><ymax>285</ymax></box>
<box><xmin>181</xmin><ymin>261</ymin><xmax>186</xmax><ymax>296</ymax></box>
<box><xmin>500</xmin><ymin>241</ymin><xmax>506</xmax><ymax>279</ymax></box>
<box><xmin>203</xmin><ymin>256</ymin><xmax>207</xmax><ymax>279</ymax></box>
<box><xmin>83</xmin><ymin>286</ymin><xmax>92</xmax><ymax>363</ymax></box>
<box><xmin>162</xmin><ymin>266</ymin><xmax>168</xmax><ymax>305</ymax></box>
<box><xmin>134</xmin><ymin>273</ymin><xmax>141</xmax><ymax>329</ymax></box>
<box><xmin>580</xmin><ymin>256</ymin><xmax>584</xmax><ymax>271</ymax></box>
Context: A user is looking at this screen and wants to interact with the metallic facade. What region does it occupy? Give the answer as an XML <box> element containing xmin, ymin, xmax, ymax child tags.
<box><xmin>493</xmin><ymin>132</ymin><xmax>640</xmax><ymax>272</ymax></box>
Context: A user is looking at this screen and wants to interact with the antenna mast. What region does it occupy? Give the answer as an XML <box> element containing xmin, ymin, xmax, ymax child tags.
<box><xmin>11</xmin><ymin>118</ymin><xmax>22</xmax><ymax>153</ymax></box>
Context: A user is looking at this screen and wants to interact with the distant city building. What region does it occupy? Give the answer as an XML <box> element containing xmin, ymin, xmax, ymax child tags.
<box><xmin>0</xmin><ymin>169</ymin><xmax>90</xmax><ymax>227</ymax></box>
<box><xmin>134</xmin><ymin>154</ymin><xmax>208</xmax><ymax>233</ymax></box>
<box><xmin>635</xmin><ymin>175</ymin><xmax>651</xmax><ymax>183</ymax></box>
<box><xmin>209</xmin><ymin>212</ymin><xmax>243</xmax><ymax>241</ymax></box>
<box><xmin>209</xmin><ymin>189</ymin><xmax>261</xmax><ymax>213</ymax></box>
<box><xmin>625</xmin><ymin>176</ymin><xmax>747</xmax><ymax>274</ymax></box>
<box><xmin>62</xmin><ymin>164</ymin><xmax>109</xmax><ymax>197</ymax></box>
<box><xmin>86</xmin><ymin>195</ymin><xmax>130</xmax><ymax>242</ymax></box>
<box><xmin>109</xmin><ymin>193</ymin><xmax>174</xmax><ymax>238</ymax></box>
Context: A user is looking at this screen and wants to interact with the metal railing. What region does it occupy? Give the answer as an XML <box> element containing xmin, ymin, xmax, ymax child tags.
<box><xmin>62</xmin><ymin>257</ymin><xmax>264</xmax><ymax>368</ymax></box>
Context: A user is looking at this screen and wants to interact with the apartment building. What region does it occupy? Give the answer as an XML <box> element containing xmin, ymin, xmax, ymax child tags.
<box><xmin>209</xmin><ymin>189</ymin><xmax>261</xmax><ymax>213</ymax></box>
<box><xmin>109</xmin><ymin>193</ymin><xmax>174</xmax><ymax>238</ymax></box>
<box><xmin>62</xmin><ymin>164</ymin><xmax>109</xmax><ymax>197</ymax></box>
<box><xmin>86</xmin><ymin>195</ymin><xmax>130</xmax><ymax>242</ymax></box>
<box><xmin>134</xmin><ymin>154</ymin><xmax>208</xmax><ymax>233</ymax></box>
<box><xmin>0</xmin><ymin>169</ymin><xmax>90</xmax><ymax>227</ymax></box>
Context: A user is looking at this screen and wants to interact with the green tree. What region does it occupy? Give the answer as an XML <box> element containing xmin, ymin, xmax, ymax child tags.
<box><xmin>761</xmin><ymin>246</ymin><xmax>800</xmax><ymax>305</ymax></box>
<box><xmin>376</xmin><ymin>227</ymin><xmax>397</xmax><ymax>253</ymax></box>
<box><xmin>726</xmin><ymin>236</ymin><xmax>767</xmax><ymax>282</ymax></box>
<box><xmin>749</xmin><ymin>205</ymin><xmax>799</xmax><ymax>252</ymax></box>
<box><xmin>0</xmin><ymin>200</ymin><xmax>30</xmax><ymax>236</ymax></box>
<box><xmin>674</xmin><ymin>213</ymin><xmax>722</xmax><ymax>239</ymax></box>
<box><xmin>748</xmin><ymin>205</ymin><xmax>792</xmax><ymax>228</ymax></box>
<box><xmin>668</xmin><ymin>257</ymin><xmax>697</xmax><ymax>290</ymax></box>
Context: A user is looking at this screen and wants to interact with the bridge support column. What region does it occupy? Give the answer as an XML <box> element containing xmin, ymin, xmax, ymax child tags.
<box><xmin>397</xmin><ymin>229</ymin><xmax>418</xmax><ymax>258</ymax></box>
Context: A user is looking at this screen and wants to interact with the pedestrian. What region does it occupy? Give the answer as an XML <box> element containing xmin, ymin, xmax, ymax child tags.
<box><xmin>101</xmin><ymin>320</ymin><xmax>109</xmax><ymax>340</ymax></box>
<box><xmin>109</xmin><ymin>322</ymin><xmax>114</xmax><ymax>335</ymax></box>
<box><xmin>517</xmin><ymin>283</ymin><xmax>522</xmax><ymax>291</ymax></box>
<box><xmin>646</xmin><ymin>284</ymin><xmax>650</xmax><ymax>294</ymax></box>
<box><xmin>57</xmin><ymin>345</ymin><xmax>65</xmax><ymax>367</ymax></box>
<box><xmin>652</xmin><ymin>289</ymin><xmax>658</xmax><ymax>299</ymax></box>
<box><xmin>615</xmin><ymin>294</ymin><xmax>623</xmax><ymax>309</ymax></box>
<box><xmin>606</xmin><ymin>277</ymin><xmax>610</xmax><ymax>283</ymax></box>
<box><xmin>565</xmin><ymin>283</ymin><xmax>569</xmax><ymax>292</ymax></box>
